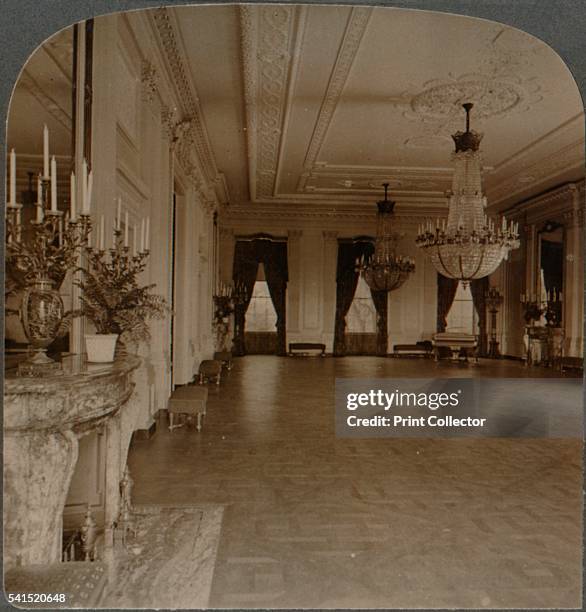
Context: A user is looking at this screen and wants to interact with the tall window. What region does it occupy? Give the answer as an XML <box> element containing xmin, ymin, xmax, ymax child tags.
<box><xmin>245</xmin><ymin>264</ymin><xmax>278</xmax><ymax>332</ymax></box>
<box><xmin>446</xmin><ymin>282</ymin><xmax>477</xmax><ymax>334</ymax></box>
<box><xmin>346</xmin><ymin>275</ymin><xmax>377</xmax><ymax>333</ymax></box>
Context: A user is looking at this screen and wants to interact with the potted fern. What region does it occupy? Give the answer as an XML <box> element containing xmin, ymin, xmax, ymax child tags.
<box><xmin>77</xmin><ymin>228</ymin><xmax>169</xmax><ymax>362</ymax></box>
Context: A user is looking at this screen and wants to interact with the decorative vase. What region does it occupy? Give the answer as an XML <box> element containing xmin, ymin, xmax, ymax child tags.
<box><xmin>85</xmin><ymin>333</ymin><xmax>119</xmax><ymax>363</ymax></box>
<box><xmin>19</xmin><ymin>277</ymin><xmax>64</xmax><ymax>375</ymax></box>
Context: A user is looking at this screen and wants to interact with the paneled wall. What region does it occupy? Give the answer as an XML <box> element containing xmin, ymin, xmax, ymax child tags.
<box><xmin>60</xmin><ymin>12</ymin><xmax>219</xmax><ymax>523</ymax></box>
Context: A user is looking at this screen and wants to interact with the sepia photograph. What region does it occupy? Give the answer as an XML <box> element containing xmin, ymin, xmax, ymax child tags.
<box><xmin>2</xmin><ymin>1</ymin><xmax>584</xmax><ymax>609</ymax></box>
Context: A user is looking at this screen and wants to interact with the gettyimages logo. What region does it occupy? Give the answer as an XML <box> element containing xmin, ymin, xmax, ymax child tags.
<box><xmin>346</xmin><ymin>389</ymin><xmax>462</xmax><ymax>411</ymax></box>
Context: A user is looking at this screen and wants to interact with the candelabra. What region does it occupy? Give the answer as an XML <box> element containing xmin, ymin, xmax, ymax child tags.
<box><xmin>231</xmin><ymin>280</ymin><xmax>252</xmax><ymax>356</ymax></box>
<box><xmin>485</xmin><ymin>287</ymin><xmax>503</xmax><ymax>358</ymax></box>
<box><xmin>520</xmin><ymin>293</ymin><xmax>545</xmax><ymax>325</ymax></box>
<box><xmin>213</xmin><ymin>282</ymin><xmax>236</xmax><ymax>351</ymax></box>
<box><xmin>6</xmin><ymin>177</ymin><xmax>92</xmax><ymax>376</ymax></box>
<box><xmin>544</xmin><ymin>288</ymin><xmax>563</xmax><ymax>327</ymax></box>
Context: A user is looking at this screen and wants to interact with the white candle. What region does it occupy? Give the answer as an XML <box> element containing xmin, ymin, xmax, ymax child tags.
<box><xmin>82</xmin><ymin>159</ymin><xmax>87</xmax><ymax>216</ymax></box>
<box><xmin>145</xmin><ymin>216</ymin><xmax>150</xmax><ymax>250</ymax></box>
<box><xmin>116</xmin><ymin>197</ymin><xmax>122</xmax><ymax>230</ymax></box>
<box><xmin>124</xmin><ymin>211</ymin><xmax>129</xmax><ymax>247</ymax></box>
<box><xmin>50</xmin><ymin>156</ymin><xmax>57</xmax><ymax>212</ymax></box>
<box><xmin>70</xmin><ymin>172</ymin><xmax>76</xmax><ymax>220</ymax></box>
<box><xmin>140</xmin><ymin>218</ymin><xmax>145</xmax><ymax>252</ymax></box>
<box><xmin>86</xmin><ymin>171</ymin><xmax>93</xmax><ymax>215</ymax></box>
<box><xmin>43</xmin><ymin>125</ymin><xmax>49</xmax><ymax>177</ymax></box>
<box><xmin>9</xmin><ymin>148</ymin><xmax>16</xmax><ymax>205</ymax></box>
<box><xmin>100</xmin><ymin>215</ymin><xmax>105</xmax><ymax>250</ymax></box>
<box><xmin>133</xmin><ymin>224</ymin><xmax>137</xmax><ymax>256</ymax></box>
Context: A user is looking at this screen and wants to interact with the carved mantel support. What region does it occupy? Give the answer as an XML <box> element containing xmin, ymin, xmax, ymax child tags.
<box><xmin>3</xmin><ymin>356</ymin><xmax>141</xmax><ymax>568</ymax></box>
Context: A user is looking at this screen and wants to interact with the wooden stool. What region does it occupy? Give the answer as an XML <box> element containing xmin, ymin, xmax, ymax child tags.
<box><xmin>213</xmin><ymin>351</ymin><xmax>233</xmax><ymax>370</ymax></box>
<box><xmin>198</xmin><ymin>359</ymin><xmax>222</xmax><ymax>385</ymax></box>
<box><xmin>167</xmin><ymin>385</ymin><xmax>208</xmax><ymax>432</ymax></box>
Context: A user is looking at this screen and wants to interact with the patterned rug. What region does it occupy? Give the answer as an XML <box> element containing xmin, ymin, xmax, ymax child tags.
<box><xmin>99</xmin><ymin>504</ymin><xmax>224</xmax><ymax>609</ymax></box>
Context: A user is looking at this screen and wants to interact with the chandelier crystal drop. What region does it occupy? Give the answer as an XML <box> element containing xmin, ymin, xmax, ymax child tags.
<box><xmin>415</xmin><ymin>103</ymin><xmax>520</xmax><ymax>281</ymax></box>
<box><xmin>358</xmin><ymin>183</ymin><xmax>415</xmax><ymax>292</ymax></box>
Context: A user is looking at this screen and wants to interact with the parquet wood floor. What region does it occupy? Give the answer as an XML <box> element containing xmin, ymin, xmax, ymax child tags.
<box><xmin>128</xmin><ymin>356</ymin><xmax>582</xmax><ymax>609</ymax></box>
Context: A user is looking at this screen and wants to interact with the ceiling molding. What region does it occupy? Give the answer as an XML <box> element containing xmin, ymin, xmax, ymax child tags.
<box><xmin>487</xmin><ymin>137</ymin><xmax>585</xmax><ymax>206</ymax></box>
<box><xmin>240</xmin><ymin>5</ymin><xmax>303</xmax><ymax>199</ymax></box>
<box><xmin>503</xmin><ymin>180</ymin><xmax>584</xmax><ymax>222</ymax></box>
<box><xmin>298</xmin><ymin>6</ymin><xmax>373</xmax><ymax>191</ymax></box>
<box><xmin>303</xmin><ymin>161</ymin><xmax>454</xmax><ymax>195</ymax></box>
<box><xmin>224</xmin><ymin>199</ymin><xmax>447</xmax><ymax>222</ymax></box>
<box><xmin>151</xmin><ymin>7</ymin><xmax>220</xmax><ymax>186</ymax></box>
<box><xmin>239</xmin><ymin>5</ymin><xmax>258</xmax><ymax>201</ymax></box>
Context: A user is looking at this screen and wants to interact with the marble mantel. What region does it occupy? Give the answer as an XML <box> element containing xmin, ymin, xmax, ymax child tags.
<box><xmin>3</xmin><ymin>355</ymin><xmax>141</xmax><ymax>569</ymax></box>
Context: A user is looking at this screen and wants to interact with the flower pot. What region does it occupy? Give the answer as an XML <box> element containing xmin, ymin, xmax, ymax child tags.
<box><xmin>85</xmin><ymin>334</ymin><xmax>118</xmax><ymax>363</ymax></box>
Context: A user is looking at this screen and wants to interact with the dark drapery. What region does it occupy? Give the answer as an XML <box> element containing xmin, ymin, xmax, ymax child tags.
<box><xmin>334</xmin><ymin>240</ymin><xmax>381</xmax><ymax>356</ymax></box>
<box><xmin>232</xmin><ymin>241</ymin><xmax>259</xmax><ymax>356</ymax></box>
<box><xmin>470</xmin><ymin>277</ymin><xmax>489</xmax><ymax>356</ymax></box>
<box><xmin>263</xmin><ymin>241</ymin><xmax>288</xmax><ymax>356</ymax></box>
<box><xmin>370</xmin><ymin>289</ymin><xmax>389</xmax><ymax>356</ymax></box>
<box><xmin>436</xmin><ymin>273</ymin><xmax>459</xmax><ymax>332</ymax></box>
<box><xmin>232</xmin><ymin>237</ymin><xmax>288</xmax><ymax>356</ymax></box>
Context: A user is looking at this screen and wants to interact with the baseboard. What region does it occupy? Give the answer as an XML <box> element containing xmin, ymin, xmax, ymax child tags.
<box><xmin>131</xmin><ymin>419</ymin><xmax>157</xmax><ymax>442</ymax></box>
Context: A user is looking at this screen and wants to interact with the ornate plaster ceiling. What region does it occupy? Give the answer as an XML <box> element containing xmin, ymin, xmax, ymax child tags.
<box><xmin>169</xmin><ymin>3</ymin><xmax>584</xmax><ymax>214</ymax></box>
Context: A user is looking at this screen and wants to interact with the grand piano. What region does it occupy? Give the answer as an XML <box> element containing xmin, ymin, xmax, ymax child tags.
<box><xmin>432</xmin><ymin>331</ymin><xmax>478</xmax><ymax>362</ymax></box>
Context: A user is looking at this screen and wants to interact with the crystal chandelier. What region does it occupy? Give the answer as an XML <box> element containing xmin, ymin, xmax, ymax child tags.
<box><xmin>415</xmin><ymin>103</ymin><xmax>520</xmax><ymax>281</ymax></box>
<box><xmin>358</xmin><ymin>183</ymin><xmax>415</xmax><ymax>292</ymax></box>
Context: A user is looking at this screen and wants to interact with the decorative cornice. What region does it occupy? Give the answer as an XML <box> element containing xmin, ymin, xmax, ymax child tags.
<box><xmin>152</xmin><ymin>8</ymin><xmax>220</xmax><ymax>185</ymax></box>
<box><xmin>224</xmin><ymin>202</ymin><xmax>447</xmax><ymax>222</ymax></box>
<box><xmin>504</xmin><ymin>180</ymin><xmax>585</xmax><ymax>223</ymax></box>
<box><xmin>141</xmin><ymin>59</ymin><xmax>159</xmax><ymax>105</ymax></box>
<box><xmin>487</xmin><ymin>135</ymin><xmax>584</xmax><ymax>206</ymax></box>
<box><xmin>563</xmin><ymin>205</ymin><xmax>585</xmax><ymax>228</ymax></box>
<box><xmin>299</xmin><ymin>7</ymin><xmax>372</xmax><ymax>187</ymax></box>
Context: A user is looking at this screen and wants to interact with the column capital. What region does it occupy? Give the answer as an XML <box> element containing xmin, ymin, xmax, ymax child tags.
<box><xmin>322</xmin><ymin>230</ymin><xmax>339</xmax><ymax>241</ymax></box>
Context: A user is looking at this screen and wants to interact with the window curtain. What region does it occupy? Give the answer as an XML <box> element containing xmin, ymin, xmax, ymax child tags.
<box><xmin>232</xmin><ymin>237</ymin><xmax>288</xmax><ymax>356</ymax></box>
<box><xmin>370</xmin><ymin>290</ymin><xmax>388</xmax><ymax>356</ymax></box>
<box><xmin>334</xmin><ymin>240</ymin><xmax>380</xmax><ymax>356</ymax></box>
<box><xmin>436</xmin><ymin>273</ymin><xmax>459</xmax><ymax>332</ymax></box>
<box><xmin>261</xmin><ymin>241</ymin><xmax>288</xmax><ymax>356</ymax></box>
<box><xmin>470</xmin><ymin>277</ymin><xmax>489</xmax><ymax>356</ymax></box>
<box><xmin>232</xmin><ymin>241</ymin><xmax>259</xmax><ymax>356</ymax></box>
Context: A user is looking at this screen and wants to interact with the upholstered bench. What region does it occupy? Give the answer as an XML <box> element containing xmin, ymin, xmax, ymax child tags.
<box><xmin>392</xmin><ymin>341</ymin><xmax>433</xmax><ymax>358</ymax></box>
<box><xmin>213</xmin><ymin>351</ymin><xmax>233</xmax><ymax>371</ymax></box>
<box><xmin>168</xmin><ymin>385</ymin><xmax>208</xmax><ymax>432</ymax></box>
<box><xmin>198</xmin><ymin>359</ymin><xmax>222</xmax><ymax>385</ymax></box>
<box><xmin>288</xmin><ymin>342</ymin><xmax>326</xmax><ymax>356</ymax></box>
